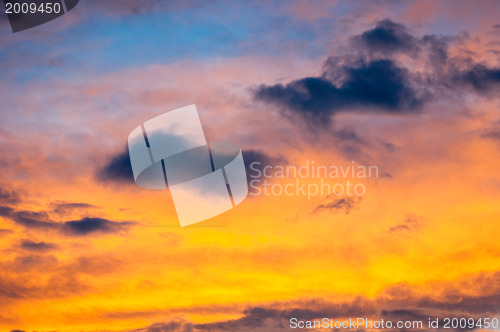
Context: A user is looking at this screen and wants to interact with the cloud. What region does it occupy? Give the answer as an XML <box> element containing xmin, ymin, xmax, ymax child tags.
<box><xmin>242</xmin><ymin>149</ymin><xmax>285</xmax><ymax>180</ymax></box>
<box><xmin>194</xmin><ymin>307</ymin><xmax>290</xmax><ymax>331</ymax></box>
<box><xmin>421</xmin><ymin>34</ymin><xmax>454</xmax><ymax>65</ymax></box>
<box><xmin>422</xmin><ymin>292</ymin><xmax>500</xmax><ymax>315</ymax></box>
<box><xmin>96</xmin><ymin>147</ymin><xmax>135</xmax><ymax>184</ymax></box>
<box><xmin>352</xmin><ymin>19</ymin><xmax>419</xmax><ymax>55</ymax></box>
<box><xmin>387</xmin><ymin>214</ymin><xmax>423</xmax><ymax>234</ymax></box>
<box><xmin>333</xmin><ymin>128</ymin><xmax>366</xmax><ymax>145</ymax></box>
<box><xmin>0</xmin><ymin>228</ymin><xmax>14</xmax><ymax>237</ymax></box>
<box><xmin>0</xmin><ymin>277</ymin><xmax>27</xmax><ymax>300</ymax></box>
<box><xmin>70</xmin><ymin>255</ymin><xmax>124</xmax><ymax>276</ymax></box>
<box><xmin>254</xmin><ymin>19</ymin><xmax>500</xmax><ymax>126</ymax></box>
<box><xmin>0</xmin><ymin>206</ymin><xmax>14</xmax><ymax>218</ymax></box>
<box><xmin>132</xmin><ymin>319</ymin><xmax>194</xmax><ymax>332</ymax></box>
<box><xmin>331</xmin><ymin>127</ymin><xmax>368</xmax><ymax>157</ymax></box>
<box><xmin>63</xmin><ymin>217</ymin><xmax>134</xmax><ymax>236</ymax></box>
<box><xmin>133</xmin><ymin>301</ymin><xmax>394</xmax><ymax>331</ymax></box>
<box><xmin>96</xmin><ymin>147</ymin><xmax>283</xmax><ymax>189</ymax></box>
<box><xmin>352</xmin><ymin>19</ymin><xmax>453</xmax><ymax>64</ymax></box>
<box><xmin>0</xmin><ymin>184</ymin><xmax>132</xmax><ymax>237</ymax></box>
<box><xmin>96</xmin><ymin>145</ymin><xmax>288</xmax><ymax>190</ymax></box>
<box><xmin>19</xmin><ymin>240</ymin><xmax>59</xmax><ymax>252</ymax></box>
<box><xmin>254</xmin><ymin>59</ymin><xmax>424</xmax><ymax>124</ymax></box>
<box><xmin>453</xmin><ymin>64</ymin><xmax>500</xmax><ymax>93</ymax></box>
<box><xmin>0</xmin><ymin>204</ymin><xmax>134</xmax><ymax>236</ymax></box>
<box><xmin>0</xmin><ymin>186</ymin><xmax>20</xmax><ymax>205</ymax></box>
<box><xmin>242</xmin><ymin>149</ymin><xmax>287</xmax><ymax>195</ymax></box>
<box><xmin>12</xmin><ymin>255</ymin><xmax>59</xmax><ymax>272</ymax></box>
<box><xmin>50</xmin><ymin>201</ymin><xmax>97</xmax><ymax>216</ymax></box>
<box><xmin>0</xmin><ymin>253</ymin><xmax>125</xmax><ymax>303</ymax></box>
<box><xmin>481</xmin><ymin>127</ymin><xmax>500</xmax><ymax>140</ymax></box>
<box><xmin>313</xmin><ymin>197</ymin><xmax>361</xmax><ymax>215</ymax></box>
<box><xmin>6</xmin><ymin>209</ymin><xmax>56</xmax><ymax>229</ymax></box>
<box><xmin>191</xmin><ymin>304</ymin><xmax>371</xmax><ymax>331</ymax></box>
<box><xmin>124</xmin><ymin>272</ymin><xmax>500</xmax><ymax>332</ymax></box>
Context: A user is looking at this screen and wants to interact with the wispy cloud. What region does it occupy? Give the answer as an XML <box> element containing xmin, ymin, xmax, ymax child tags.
<box><xmin>0</xmin><ymin>204</ymin><xmax>135</xmax><ymax>236</ymax></box>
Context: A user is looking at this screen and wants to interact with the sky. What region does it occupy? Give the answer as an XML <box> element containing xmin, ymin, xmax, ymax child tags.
<box><xmin>1</xmin><ymin>0</ymin><xmax>500</xmax><ymax>331</ymax></box>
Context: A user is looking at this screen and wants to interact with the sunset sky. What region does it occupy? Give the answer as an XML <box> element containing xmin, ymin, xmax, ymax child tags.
<box><xmin>1</xmin><ymin>1</ymin><xmax>500</xmax><ymax>331</ymax></box>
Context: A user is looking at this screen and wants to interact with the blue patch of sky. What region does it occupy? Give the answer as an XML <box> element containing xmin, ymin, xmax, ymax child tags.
<box><xmin>1</xmin><ymin>1</ymin><xmax>331</xmax><ymax>84</ymax></box>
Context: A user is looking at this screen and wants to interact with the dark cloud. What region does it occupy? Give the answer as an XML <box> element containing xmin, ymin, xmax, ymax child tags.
<box><xmin>120</xmin><ymin>269</ymin><xmax>500</xmax><ymax>332</ymax></box>
<box><xmin>481</xmin><ymin>127</ymin><xmax>500</xmax><ymax>140</ymax></box>
<box><xmin>0</xmin><ymin>277</ymin><xmax>26</xmax><ymax>300</ymax></box>
<box><xmin>255</xmin><ymin>19</ymin><xmax>500</xmax><ymax>126</ymax></box>
<box><xmin>387</xmin><ymin>214</ymin><xmax>423</xmax><ymax>234</ymax></box>
<box><xmin>71</xmin><ymin>255</ymin><xmax>124</xmax><ymax>276</ymax></box>
<box><xmin>353</xmin><ymin>21</ymin><xmax>500</xmax><ymax>94</ymax></box>
<box><xmin>255</xmin><ymin>59</ymin><xmax>424</xmax><ymax>124</ymax></box>
<box><xmin>418</xmin><ymin>292</ymin><xmax>500</xmax><ymax>315</ymax></box>
<box><xmin>380</xmin><ymin>308</ymin><xmax>430</xmax><ymax>321</ymax></box>
<box><xmin>353</xmin><ymin>19</ymin><xmax>419</xmax><ymax>55</ymax></box>
<box><xmin>0</xmin><ymin>186</ymin><xmax>131</xmax><ymax>236</ymax></box>
<box><xmin>353</xmin><ymin>19</ymin><xmax>454</xmax><ymax>64</ymax></box>
<box><xmin>50</xmin><ymin>201</ymin><xmax>96</xmax><ymax>215</ymax></box>
<box><xmin>63</xmin><ymin>217</ymin><xmax>135</xmax><ymax>236</ymax></box>
<box><xmin>313</xmin><ymin>197</ymin><xmax>361</xmax><ymax>215</ymax></box>
<box><xmin>333</xmin><ymin>128</ymin><xmax>366</xmax><ymax>144</ymax></box>
<box><xmin>0</xmin><ymin>205</ymin><xmax>14</xmax><ymax>218</ymax></box>
<box><xmin>96</xmin><ymin>147</ymin><xmax>135</xmax><ymax>184</ymax></box>
<box><xmin>0</xmin><ymin>254</ymin><xmax>125</xmax><ymax>302</ymax></box>
<box><xmin>7</xmin><ymin>209</ymin><xmax>56</xmax><ymax>229</ymax></box>
<box><xmin>0</xmin><ymin>204</ymin><xmax>134</xmax><ymax>236</ymax></box>
<box><xmin>383</xmin><ymin>142</ymin><xmax>396</xmax><ymax>152</ymax></box>
<box><xmin>97</xmin><ymin>147</ymin><xmax>280</xmax><ymax>187</ymax></box>
<box><xmin>330</xmin><ymin>128</ymin><xmax>369</xmax><ymax>159</ymax></box>
<box><xmin>19</xmin><ymin>240</ymin><xmax>58</xmax><ymax>252</ymax></box>
<box><xmin>0</xmin><ymin>195</ymin><xmax>47</xmax><ymax>231</ymax></box>
<box><xmin>422</xmin><ymin>34</ymin><xmax>454</xmax><ymax>65</ymax></box>
<box><xmin>195</xmin><ymin>307</ymin><xmax>288</xmax><ymax>331</ymax></box>
<box><xmin>192</xmin><ymin>304</ymin><xmax>370</xmax><ymax>331</ymax></box>
<box><xmin>137</xmin><ymin>291</ymin><xmax>500</xmax><ymax>332</ymax></box>
<box><xmin>0</xmin><ymin>228</ymin><xmax>14</xmax><ymax>236</ymax></box>
<box><xmin>242</xmin><ymin>149</ymin><xmax>285</xmax><ymax>179</ymax></box>
<box><xmin>133</xmin><ymin>319</ymin><xmax>194</xmax><ymax>332</ymax></box>
<box><xmin>453</xmin><ymin>64</ymin><xmax>500</xmax><ymax>93</ymax></box>
<box><xmin>0</xmin><ymin>186</ymin><xmax>20</xmax><ymax>205</ymax></box>
<box><xmin>12</xmin><ymin>255</ymin><xmax>59</xmax><ymax>272</ymax></box>
<box><xmin>100</xmin><ymin>146</ymin><xmax>287</xmax><ymax>188</ymax></box>
<box><xmin>243</xmin><ymin>149</ymin><xmax>287</xmax><ymax>195</ymax></box>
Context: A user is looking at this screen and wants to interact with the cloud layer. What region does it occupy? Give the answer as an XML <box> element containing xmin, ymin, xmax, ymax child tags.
<box><xmin>255</xmin><ymin>19</ymin><xmax>500</xmax><ymax>125</ymax></box>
